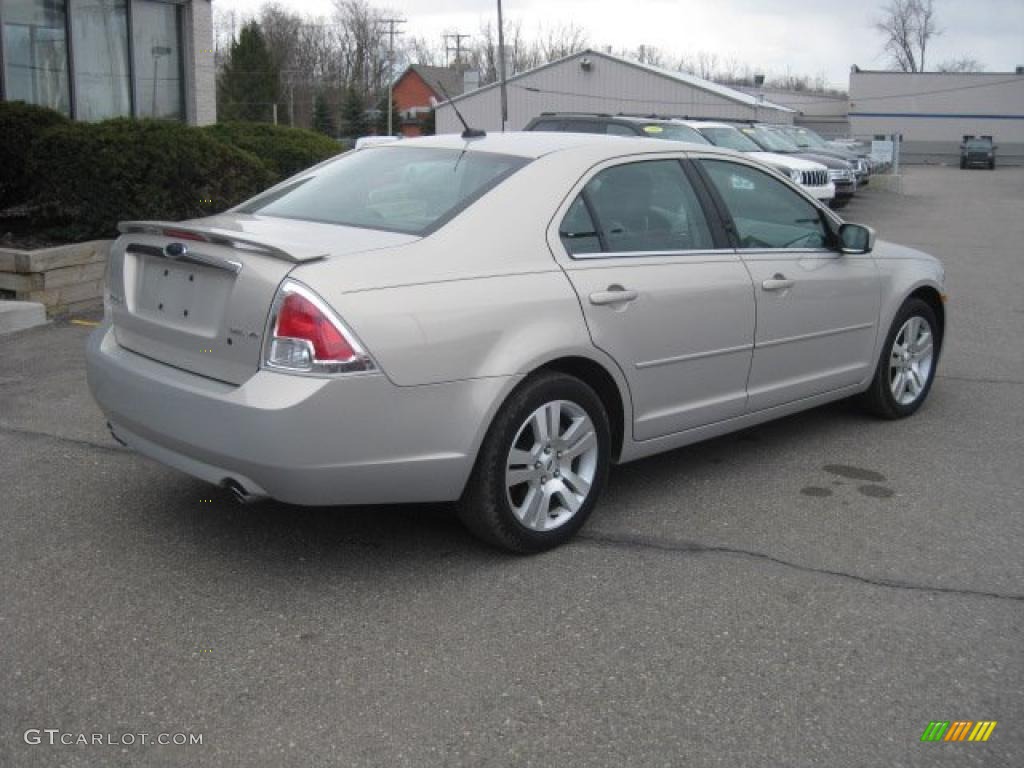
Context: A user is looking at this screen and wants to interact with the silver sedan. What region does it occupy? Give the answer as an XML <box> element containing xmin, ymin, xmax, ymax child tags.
<box><xmin>86</xmin><ymin>133</ymin><xmax>946</xmax><ymax>552</ymax></box>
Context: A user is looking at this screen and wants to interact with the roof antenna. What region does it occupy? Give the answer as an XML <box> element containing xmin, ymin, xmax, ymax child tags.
<box><xmin>435</xmin><ymin>81</ymin><xmax>486</xmax><ymax>139</ymax></box>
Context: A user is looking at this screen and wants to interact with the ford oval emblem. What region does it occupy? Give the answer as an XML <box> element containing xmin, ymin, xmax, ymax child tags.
<box><xmin>164</xmin><ymin>242</ymin><xmax>188</xmax><ymax>259</ymax></box>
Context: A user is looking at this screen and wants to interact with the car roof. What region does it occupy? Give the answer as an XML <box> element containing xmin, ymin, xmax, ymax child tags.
<box><xmin>368</xmin><ymin>131</ymin><xmax>728</xmax><ymax>160</ymax></box>
<box><xmin>535</xmin><ymin>114</ymin><xmax>682</xmax><ymax>125</ymax></box>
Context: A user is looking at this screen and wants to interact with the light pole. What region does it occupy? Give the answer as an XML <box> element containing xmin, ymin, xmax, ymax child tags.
<box><xmin>497</xmin><ymin>0</ymin><xmax>508</xmax><ymax>131</ymax></box>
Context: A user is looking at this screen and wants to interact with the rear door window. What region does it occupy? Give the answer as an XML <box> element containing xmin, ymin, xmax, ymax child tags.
<box><xmin>561</xmin><ymin>160</ymin><xmax>715</xmax><ymax>255</ymax></box>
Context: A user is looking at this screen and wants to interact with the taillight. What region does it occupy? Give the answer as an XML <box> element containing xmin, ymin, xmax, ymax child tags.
<box><xmin>263</xmin><ymin>280</ymin><xmax>375</xmax><ymax>375</ymax></box>
<box><xmin>161</xmin><ymin>228</ymin><xmax>208</xmax><ymax>242</ymax></box>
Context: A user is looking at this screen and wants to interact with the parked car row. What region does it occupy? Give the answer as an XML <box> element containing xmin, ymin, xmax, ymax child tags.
<box><xmin>523</xmin><ymin>113</ymin><xmax>874</xmax><ymax>210</ymax></box>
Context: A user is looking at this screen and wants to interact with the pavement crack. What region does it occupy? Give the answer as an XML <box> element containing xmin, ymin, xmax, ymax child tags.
<box><xmin>937</xmin><ymin>374</ymin><xmax>1024</xmax><ymax>385</ymax></box>
<box><xmin>0</xmin><ymin>423</ymin><xmax>130</xmax><ymax>455</ymax></box>
<box><xmin>579</xmin><ymin>531</ymin><xmax>1024</xmax><ymax>603</ymax></box>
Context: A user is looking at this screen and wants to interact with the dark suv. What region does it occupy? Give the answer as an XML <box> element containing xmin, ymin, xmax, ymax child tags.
<box><xmin>524</xmin><ymin>113</ymin><xmax>712</xmax><ymax>145</ymax></box>
<box><xmin>960</xmin><ymin>136</ymin><xmax>996</xmax><ymax>170</ymax></box>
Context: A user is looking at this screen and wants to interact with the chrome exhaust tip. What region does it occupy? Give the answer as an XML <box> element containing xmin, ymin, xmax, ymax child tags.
<box><xmin>221</xmin><ymin>478</ymin><xmax>266</xmax><ymax>505</ymax></box>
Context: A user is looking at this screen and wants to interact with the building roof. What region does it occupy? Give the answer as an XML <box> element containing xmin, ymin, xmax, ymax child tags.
<box><xmin>437</xmin><ymin>50</ymin><xmax>795</xmax><ymax>114</ymax></box>
<box><xmin>401</xmin><ymin>64</ymin><xmax>465</xmax><ymax>100</ymax></box>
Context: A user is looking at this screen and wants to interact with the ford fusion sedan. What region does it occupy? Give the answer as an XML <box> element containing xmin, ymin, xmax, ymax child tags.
<box><xmin>87</xmin><ymin>133</ymin><xmax>946</xmax><ymax>553</ymax></box>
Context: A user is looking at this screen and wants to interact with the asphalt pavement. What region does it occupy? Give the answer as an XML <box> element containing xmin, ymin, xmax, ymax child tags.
<box><xmin>2</xmin><ymin>165</ymin><xmax>1022</xmax><ymax>767</ymax></box>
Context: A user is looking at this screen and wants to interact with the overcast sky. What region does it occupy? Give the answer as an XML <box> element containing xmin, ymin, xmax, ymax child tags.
<box><xmin>214</xmin><ymin>0</ymin><xmax>1024</xmax><ymax>88</ymax></box>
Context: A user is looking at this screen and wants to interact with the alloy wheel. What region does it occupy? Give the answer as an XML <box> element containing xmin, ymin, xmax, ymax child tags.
<box><xmin>504</xmin><ymin>400</ymin><xmax>599</xmax><ymax>532</ymax></box>
<box><xmin>889</xmin><ymin>315</ymin><xmax>934</xmax><ymax>406</ymax></box>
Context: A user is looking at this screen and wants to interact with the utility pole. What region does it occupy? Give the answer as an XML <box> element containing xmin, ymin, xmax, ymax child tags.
<box><xmin>381</xmin><ymin>17</ymin><xmax>406</xmax><ymax>136</ymax></box>
<box><xmin>496</xmin><ymin>1</ymin><xmax>508</xmax><ymax>131</ymax></box>
<box><xmin>443</xmin><ymin>33</ymin><xmax>471</xmax><ymax>68</ymax></box>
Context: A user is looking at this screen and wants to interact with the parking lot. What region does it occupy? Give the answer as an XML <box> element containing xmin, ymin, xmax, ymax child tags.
<box><xmin>2</xmin><ymin>165</ymin><xmax>1022</xmax><ymax>767</ymax></box>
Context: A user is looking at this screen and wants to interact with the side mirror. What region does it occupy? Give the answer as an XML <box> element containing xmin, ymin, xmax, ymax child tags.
<box><xmin>838</xmin><ymin>223</ymin><xmax>875</xmax><ymax>255</ymax></box>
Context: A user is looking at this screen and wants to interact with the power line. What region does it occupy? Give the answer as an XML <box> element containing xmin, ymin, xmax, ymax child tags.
<box><xmin>443</xmin><ymin>33</ymin><xmax>471</xmax><ymax>67</ymax></box>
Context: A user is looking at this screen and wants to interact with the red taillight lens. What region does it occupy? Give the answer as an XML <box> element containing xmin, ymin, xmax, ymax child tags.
<box><xmin>276</xmin><ymin>292</ymin><xmax>355</xmax><ymax>362</ymax></box>
<box><xmin>264</xmin><ymin>280</ymin><xmax>375</xmax><ymax>375</ymax></box>
<box><xmin>161</xmin><ymin>228</ymin><xmax>208</xmax><ymax>242</ymax></box>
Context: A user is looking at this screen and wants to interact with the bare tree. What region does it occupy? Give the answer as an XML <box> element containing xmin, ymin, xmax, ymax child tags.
<box><xmin>936</xmin><ymin>56</ymin><xmax>985</xmax><ymax>72</ymax></box>
<box><xmin>875</xmin><ymin>0</ymin><xmax>941</xmax><ymax>72</ymax></box>
<box><xmin>538</xmin><ymin>23</ymin><xmax>589</xmax><ymax>63</ymax></box>
<box><xmin>403</xmin><ymin>35</ymin><xmax>444</xmax><ymax>68</ymax></box>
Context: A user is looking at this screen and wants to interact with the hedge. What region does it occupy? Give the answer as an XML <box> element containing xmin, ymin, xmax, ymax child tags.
<box><xmin>27</xmin><ymin>119</ymin><xmax>273</xmax><ymax>241</ymax></box>
<box><xmin>202</xmin><ymin>122</ymin><xmax>341</xmax><ymax>180</ymax></box>
<box><xmin>0</xmin><ymin>101</ymin><xmax>69</xmax><ymax>211</ymax></box>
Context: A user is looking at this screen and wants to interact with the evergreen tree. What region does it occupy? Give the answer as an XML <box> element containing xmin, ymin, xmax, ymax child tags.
<box><xmin>218</xmin><ymin>22</ymin><xmax>279</xmax><ymax>122</ymax></box>
<box><xmin>340</xmin><ymin>87</ymin><xmax>369</xmax><ymax>138</ymax></box>
<box><xmin>311</xmin><ymin>93</ymin><xmax>336</xmax><ymax>137</ymax></box>
<box><xmin>374</xmin><ymin>94</ymin><xmax>399</xmax><ymax>136</ymax></box>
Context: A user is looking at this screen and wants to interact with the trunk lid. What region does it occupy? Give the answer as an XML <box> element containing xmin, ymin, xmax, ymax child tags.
<box><xmin>108</xmin><ymin>216</ymin><xmax>418</xmax><ymax>384</ymax></box>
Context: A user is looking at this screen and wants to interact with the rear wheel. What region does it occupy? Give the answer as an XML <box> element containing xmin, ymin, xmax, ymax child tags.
<box><xmin>458</xmin><ymin>372</ymin><xmax>610</xmax><ymax>553</ymax></box>
<box><xmin>860</xmin><ymin>298</ymin><xmax>940</xmax><ymax>419</ymax></box>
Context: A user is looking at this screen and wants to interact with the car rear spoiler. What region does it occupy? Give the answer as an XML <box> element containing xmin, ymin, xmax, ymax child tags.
<box><xmin>117</xmin><ymin>221</ymin><xmax>327</xmax><ymax>263</ymax></box>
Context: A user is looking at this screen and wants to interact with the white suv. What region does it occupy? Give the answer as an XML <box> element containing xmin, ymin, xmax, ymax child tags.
<box><xmin>677</xmin><ymin>120</ymin><xmax>835</xmax><ymax>203</ymax></box>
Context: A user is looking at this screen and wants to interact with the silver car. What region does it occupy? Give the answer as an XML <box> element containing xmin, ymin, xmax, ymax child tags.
<box><xmin>86</xmin><ymin>133</ymin><xmax>946</xmax><ymax>553</ymax></box>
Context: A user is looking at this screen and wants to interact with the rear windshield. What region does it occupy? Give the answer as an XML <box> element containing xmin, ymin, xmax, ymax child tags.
<box><xmin>698</xmin><ymin>126</ymin><xmax>761</xmax><ymax>152</ymax></box>
<box><xmin>239</xmin><ymin>147</ymin><xmax>530</xmax><ymax>235</ymax></box>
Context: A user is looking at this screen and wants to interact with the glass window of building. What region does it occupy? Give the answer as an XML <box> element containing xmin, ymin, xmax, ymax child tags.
<box><xmin>71</xmin><ymin>0</ymin><xmax>131</xmax><ymax>120</ymax></box>
<box><xmin>132</xmin><ymin>0</ymin><xmax>183</xmax><ymax>120</ymax></box>
<box><xmin>2</xmin><ymin>0</ymin><xmax>71</xmax><ymax>115</ymax></box>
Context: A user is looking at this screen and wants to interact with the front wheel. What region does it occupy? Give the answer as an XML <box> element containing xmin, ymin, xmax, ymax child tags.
<box><xmin>458</xmin><ymin>372</ymin><xmax>611</xmax><ymax>553</ymax></box>
<box><xmin>860</xmin><ymin>298</ymin><xmax>940</xmax><ymax>419</ymax></box>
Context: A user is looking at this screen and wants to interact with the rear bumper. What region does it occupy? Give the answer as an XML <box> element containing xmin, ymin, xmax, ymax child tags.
<box><xmin>86</xmin><ymin>324</ymin><xmax>514</xmax><ymax>505</ymax></box>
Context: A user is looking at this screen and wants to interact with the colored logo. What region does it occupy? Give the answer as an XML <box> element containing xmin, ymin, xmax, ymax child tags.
<box><xmin>921</xmin><ymin>721</ymin><xmax>997</xmax><ymax>742</ymax></box>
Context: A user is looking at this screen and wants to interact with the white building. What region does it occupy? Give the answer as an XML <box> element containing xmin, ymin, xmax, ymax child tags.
<box><xmin>436</xmin><ymin>49</ymin><xmax>794</xmax><ymax>134</ymax></box>
<box><xmin>849</xmin><ymin>69</ymin><xmax>1024</xmax><ymax>165</ymax></box>
<box><xmin>0</xmin><ymin>0</ymin><xmax>216</xmax><ymax>125</ymax></box>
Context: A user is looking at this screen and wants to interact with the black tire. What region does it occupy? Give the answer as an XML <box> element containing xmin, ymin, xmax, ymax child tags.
<box><xmin>829</xmin><ymin>198</ymin><xmax>850</xmax><ymax>210</ymax></box>
<box><xmin>457</xmin><ymin>371</ymin><xmax>611</xmax><ymax>553</ymax></box>
<box><xmin>860</xmin><ymin>298</ymin><xmax>941</xmax><ymax>419</ymax></box>
<box><xmin>959</xmin><ymin>160</ymin><xmax>965</xmax><ymax>169</ymax></box>
<box><xmin>990</xmin><ymin>160</ymin><xmax>996</xmax><ymax>170</ymax></box>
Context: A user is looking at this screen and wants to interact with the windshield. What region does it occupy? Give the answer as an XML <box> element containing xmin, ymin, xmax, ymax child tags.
<box><xmin>240</xmin><ymin>147</ymin><xmax>530</xmax><ymax>235</ymax></box>
<box><xmin>698</xmin><ymin>126</ymin><xmax>761</xmax><ymax>152</ymax></box>
<box><xmin>741</xmin><ymin>125</ymin><xmax>799</xmax><ymax>152</ymax></box>
<box><xmin>966</xmin><ymin>139</ymin><xmax>992</xmax><ymax>150</ymax></box>
<box><xmin>638</xmin><ymin>123</ymin><xmax>711</xmax><ymax>144</ymax></box>
<box><xmin>789</xmin><ymin>128</ymin><xmax>829</xmax><ymax>148</ymax></box>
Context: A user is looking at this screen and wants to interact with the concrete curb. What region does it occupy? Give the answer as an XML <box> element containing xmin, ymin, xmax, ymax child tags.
<box><xmin>0</xmin><ymin>300</ymin><xmax>48</xmax><ymax>335</ymax></box>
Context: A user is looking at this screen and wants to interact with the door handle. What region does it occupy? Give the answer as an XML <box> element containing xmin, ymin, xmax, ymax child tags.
<box><xmin>589</xmin><ymin>287</ymin><xmax>639</xmax><ymax>306</ymax></box>
<box><xmin>761</xmin><ymin>274</ymin><xmax>795</xmax><ymax>291</ymax></box>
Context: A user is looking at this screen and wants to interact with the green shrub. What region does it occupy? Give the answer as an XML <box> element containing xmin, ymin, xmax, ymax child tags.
<box><xmin>27</xmin><ymin>119</ymin><xmax>273</xmax><ymax>240</ymax></box>
<box><xmin>202</xmin><ymin>121</ymin><xmax>341</xmax><ymax>180</ymax></box>
<box><xmin>0</xmin><ymin>101</ymin><xmax>69</xmax><ymax>210</ymax></box>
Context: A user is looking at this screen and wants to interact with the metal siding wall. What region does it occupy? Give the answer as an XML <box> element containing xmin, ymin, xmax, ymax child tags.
<box><xmin>436</xmin><ymin>55</ymin><xmax>793</xmax><ymax>134</ymax></box>
<box><xmin>849</xmin><ymin>72</ymin><xmax>1024</xmax><ymax>164</ymax></box>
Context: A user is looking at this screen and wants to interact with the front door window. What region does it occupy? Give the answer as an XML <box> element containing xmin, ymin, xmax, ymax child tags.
<box><xmin>701</xmin><ymin>159</ymin><xmax>828</xmax><ymax>249</ymax></box>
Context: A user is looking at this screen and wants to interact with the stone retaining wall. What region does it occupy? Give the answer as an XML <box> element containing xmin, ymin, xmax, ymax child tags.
<box><xmin>0</xmin><ymin>240</ymin><xmax>111</xmax><ymax>316</ymax></box>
